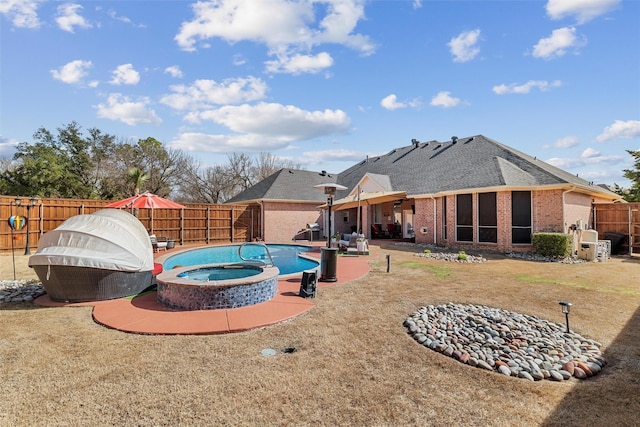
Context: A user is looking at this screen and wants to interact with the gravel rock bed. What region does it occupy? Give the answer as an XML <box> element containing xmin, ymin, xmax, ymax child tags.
<box><xmin>394</xmin><ymin>241</ymin><xmax>586</xmax><ymax>264</ymax></box>
<box><xmin>413</xmin><ymin>251</ymin><xmax>487</xmax><ymax>263</ymax></box>
<box><xmin>405</xmin><ymin>303</ymin><xmax>605</xmax><ymax>381</ymax></box>
<box><xmin>0</xmin><ymin>279</ymin><xmax>45</xmax><ymax>303</ymax></box>
<box><xmin>506</xmin><ymin>252</ymin><xmax>586</xmax><ymax>264</ymax></box>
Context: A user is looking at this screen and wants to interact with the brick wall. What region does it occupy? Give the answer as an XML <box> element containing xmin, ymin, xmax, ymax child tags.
<box><xmin>414</xmin><ymin>189</ymin><xmax>599</xmax><ymax>253</ymax></box>
<box><xmin>263</xmin><ymin>201</ymin><xmax>323</xmax><ymax>243</ymax></box>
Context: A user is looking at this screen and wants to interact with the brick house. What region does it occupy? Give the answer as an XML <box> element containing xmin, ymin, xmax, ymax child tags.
<box><xmin>227</xmin><ymin>135</ymin><xmax>622</xmax><ymax>252</ymax></box>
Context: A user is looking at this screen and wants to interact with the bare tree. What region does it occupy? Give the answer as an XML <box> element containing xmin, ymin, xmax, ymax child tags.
<box><xmin>253</xmin><ymin>152</ymin><xmax>303</xmax><ymax>182</ymax></box>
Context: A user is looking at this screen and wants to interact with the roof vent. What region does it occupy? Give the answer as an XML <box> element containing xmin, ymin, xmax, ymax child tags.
<box><xmin>451</xmin><ymin>136</ymin><xmax>458</xmax><ymax>144</ymax></box>
<box><xmin>320</xmin><ymin>170</ymin><xmax>327</xmax><ymax>176</ymax></box>
<box><xmin>411</xmin><ymin>138</ymin><xmax>420</xmax><ymax>147</ymax></box>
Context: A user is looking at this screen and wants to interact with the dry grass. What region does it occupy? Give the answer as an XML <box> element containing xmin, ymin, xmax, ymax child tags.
<box><xmin>1</xmin><ymin>246</ymin><xmax>639</xmax><ymax>426</ymax></box>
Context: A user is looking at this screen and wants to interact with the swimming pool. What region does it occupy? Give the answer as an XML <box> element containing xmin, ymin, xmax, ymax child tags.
<box><xmin>163</xmin><ymin>244</ymin><xmax>319</xmax><ymax>276</ymax></box>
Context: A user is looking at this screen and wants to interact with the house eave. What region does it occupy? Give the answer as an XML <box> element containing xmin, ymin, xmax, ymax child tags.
<box><xmin>409</xmin><ymin>183</ymin><xmax>622</xmax><ymax>202</ymax></box>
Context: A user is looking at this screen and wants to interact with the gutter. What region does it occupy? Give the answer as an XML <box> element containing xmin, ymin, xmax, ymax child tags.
<box><xmin>429</xmin><ymin>195</ymin><xmax>437</xmax><ymax>245</ymax></box>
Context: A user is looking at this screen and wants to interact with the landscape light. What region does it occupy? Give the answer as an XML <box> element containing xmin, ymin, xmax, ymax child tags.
<box><xmin>559</xmin><ymin>301</ymin><xmax>572</xmax><ymax>333</ymax></box>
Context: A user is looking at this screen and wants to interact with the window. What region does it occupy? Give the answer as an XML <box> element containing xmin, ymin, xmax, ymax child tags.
<box><xmin>512</xmin><ymin>191</ymin><xmax>532</xmax><ymax>244</ymax></box>
<box><xmin>372</xmin><ymin>204</ymin><xmax>383</xmax><ymax>224</ymax></box>
<box><xmin>456</xmin><ymin>194</ymin><xmax>473</xmax><ymax>242</ymax></box>
<box><xmin>478</xmin><ymin>192</ymin><xmax>497</xmax><ymax>243</ymax></box>
<box><xmin>442</xmin><ymin>196</ymin><xmax>447</xmax><ymax>240</ymax></box>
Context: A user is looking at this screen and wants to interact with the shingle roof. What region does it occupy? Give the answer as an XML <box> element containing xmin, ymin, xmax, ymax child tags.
<box><xmin>227</xmin><ymin>135</ymin><xmax>620</xmax><ymax>203</ymax></box>
<box><xmin>226</xmin><ymin>169</ymin><xmax>339</xmax><ymax>203</ymax></box>
<box><xmin>333</xmin><ymin>135</ymin><xmax>618</xmax><ymax>199</ymax></box>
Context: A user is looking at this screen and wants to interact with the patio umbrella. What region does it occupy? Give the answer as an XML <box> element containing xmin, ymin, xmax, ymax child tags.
<box><xmin>105</xmin><ymin>192</ymin><xmax>186</xmax><ymax>209</ymax></box>
<box><xmin>105</xmin><ymin>192</ymin><xmax>186</xmax><ymax>233</ymax></box>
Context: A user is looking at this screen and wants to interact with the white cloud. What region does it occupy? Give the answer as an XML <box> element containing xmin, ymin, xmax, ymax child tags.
<box><xmin>107</xmin><ymin>8</ymin><xmax>145</xmax><ymax>28</ymax></box>
<box><xmin>596</xmin><ymin>120</ymin><xmax>640</xmax><ymax>142</ymax></box>
<box><xmin>0</xmin><ymin>0</ymin><xmax>40</xmax><ymax>28</ymax></box>
<box><xmin>413</xmin><ymin>0</ymin><xmax>423</xmax><ymax>9</ymax></box>
<box><xmin>160</xmin><ymin>76</ymin><xmax>268</xmax><ymax>110</ymax></box>
<box><xmin>448</xmin><ymin>29</ymin><xmax>481</xmax><ymax>63</ymax></box>
<box><xmin>493</xmin><ymin>80</ymin><xmax>562</xmax><ymax>95</ymax></box>
<box><xmin>232</xmin><ymin>54</ymin><xmax>247</xmax><ymax>66</ymax></box>
<box><xmin>50</xmin><ymin>59</ymin><xmax>92</xmax><ymax>84</ymax></box>
<box><xmin>169</xmin><ymin>132</ymin><xmax>291</xmax><ymax>153</ymax></box>
<box><xmin>430</xmin><ymin>91</ymin><xmax>463</xmax><ymax>108</ymax></box>
<box><xmin>546</xmin><ymin>150</ymin><xmax>623</xmax><ymax>169</ymax></box>
<box><xmin>174</xmin><ymin>0</ymin><xmax>374</xmax><ymax>74</ymax></box>
<box><xmin>544</xmin><ymin>136</ymin><xmax>579</xmax><ymax>149</ymax></box>
<box><xmin>55</xmin><ymin>3</ymin><xmax>92</xmax><ymax>33</ymax></box>
<box><xmin>265</xmin><ymin>52</ymin><xmax>334</xmax><ymax>74</ymax></box>
<box><xmin>546</xmin><ymin>0</ymin><xmax>620</xmax><ymax>24</ymax></box>
<box><xmin>532</xmin><ymin>27</ymin><xmax>585</xmax><ymax>60</ymax></box>
<box><xmin>109</xmin><ymin>64</ymin><xmax>140</xmax><ymax>85</ymax></box>
<box><xmin>380</xmin><ymin>94</ymin><xmax>421</xmax><ymax>111</ymax></box>
<box><xmin>164</xmin><ymin>66</ymin><xmax>183</xmax><ymax>78</ymax></box>
<box><xmin>0</xmin><ymin>135</ymin><xmax>19</xmax><ymax>158</ymax></box>
<box><xmin>186</xmin><ymin>102</ymin><xmax>351</xmax><ymax>142</ymax></box>
<box><xmin>95</xmin><ymin>93</ymin><xmax>162</xmax><ymax>126</ymax></box>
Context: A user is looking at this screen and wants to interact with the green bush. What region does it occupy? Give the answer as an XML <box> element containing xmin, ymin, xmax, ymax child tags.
<box><xmin>531</xmin><ymin>233</ymin><xmax>573</xmax><ymax>258</ymax></box>
<box><xmin>457</xmin><ymin>250</ymin><xmax>467</xmax><ymax>261</ymax></box>
<box><xmin>423</xmin><ymin>249</ymin><xmax>431</xmax><ymax>254</ymax></box>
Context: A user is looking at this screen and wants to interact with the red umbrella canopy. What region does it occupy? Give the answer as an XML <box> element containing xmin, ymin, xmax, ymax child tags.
<box><xmin>105</xmin><ymin>192</ymin><xmax>186</xmax><ymax>209</ymax></box>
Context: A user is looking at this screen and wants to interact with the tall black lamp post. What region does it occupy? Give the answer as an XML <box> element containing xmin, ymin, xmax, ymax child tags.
<box><xmin>15</xmin><ymin>196</ymin><xmax>39</xmax><ymax>255</ymax></box>
<box><xmin>314</xmin><ymin>183</ymin><xmax>347</xmax><ymax>282</ymax></box>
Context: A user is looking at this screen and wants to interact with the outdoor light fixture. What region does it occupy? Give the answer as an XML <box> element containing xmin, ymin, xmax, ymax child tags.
<box><xmin>15</xmin><ymin>196</ymin><xmax>39</xmax><ymax>255</ymax></box>
<box><xmin>559</xmin><ymin>301</ymin><xmax>572</xmax><ymax>333</ymax></box>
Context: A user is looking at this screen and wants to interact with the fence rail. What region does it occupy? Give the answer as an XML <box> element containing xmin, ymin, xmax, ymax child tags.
<box><xmin>0</xmin><ymin>195</ymin><xmax>261</xmax><ymax>253</ymax></box>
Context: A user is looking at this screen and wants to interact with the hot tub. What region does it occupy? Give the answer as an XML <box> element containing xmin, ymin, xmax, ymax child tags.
<box><xmin>156</xmin><ymin>263</ymin><xmax>280</xmax><ymax>310</ymax></box>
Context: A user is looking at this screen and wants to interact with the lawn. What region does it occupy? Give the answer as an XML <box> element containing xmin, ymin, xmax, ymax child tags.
<box><xmin>1</xmin><ymin>244</ymin><xmax>639</xmax><ymax>426</ymax></box>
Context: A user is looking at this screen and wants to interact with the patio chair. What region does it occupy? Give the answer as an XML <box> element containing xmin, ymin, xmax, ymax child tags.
<box><xmin>150</xmin><ymin>235</ymin><xmax>168</xmax><ymax>252</ymax></box>
<box><xmin>387</xmin><ymin>223</ymin><xmax>401</xmax><ymax>238</ymax></box>
<box><xmin>339</xmin><ymin>234</ymin><xmax>359</xmax><ymax>253</ymax></box>
<box><xmin>371</xmin><ymin>224</ymin><xmax>387</xmax><ymax>239</ymax></box>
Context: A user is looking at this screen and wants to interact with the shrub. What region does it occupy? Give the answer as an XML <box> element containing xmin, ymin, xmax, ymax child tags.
<box><xmin>457</xmin><ymin>250</ymin><xmax>467</xmax><ymax>261</ymax></box>
<box><xmin>423</xmin><ymin>249</ymin><xmax>431</xmax><ymax>254</ymax></box>
<box><xmin>532</xmin><ymin>233</ymin><xmax>573</xmax><ymax>258</ymax></box>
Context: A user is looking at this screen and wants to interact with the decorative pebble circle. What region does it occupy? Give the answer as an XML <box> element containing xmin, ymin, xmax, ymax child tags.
<box><xmin>404</xmin><ymin>303</ymin><xmax>606</xmax><ymax>381</ymax></box>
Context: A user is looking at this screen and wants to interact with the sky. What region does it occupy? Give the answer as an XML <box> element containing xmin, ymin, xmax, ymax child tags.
<box><xmin>1</xmin><ymin>0</ymin><xmax>639</xmax><ymax>188</ymax></box>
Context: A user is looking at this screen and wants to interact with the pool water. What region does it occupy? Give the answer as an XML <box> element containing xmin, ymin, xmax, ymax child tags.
<box><xmin>164</xmin><ymin>244</ymin><xmax>319</xmax><ymax>275</ymax></box>
<box><xmin>177</xmin><ymin>265</ymin><xmax>261</xmax><ymax>281</ymax></box>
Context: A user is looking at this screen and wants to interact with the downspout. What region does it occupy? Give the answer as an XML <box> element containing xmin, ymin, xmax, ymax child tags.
<box><xmin>562</xmin><ymin>186</ymin><xmax>576</xmax><ymax>233</ymax></box>
<box><xmin>258</xmin><ymin>200</ymin><xmax>264</xmax><ymax>241</ymax></box>
<box><xmin>429</xmin><ymin>195</ymin><xmax>437</xmax><ymax>245</ymax></box>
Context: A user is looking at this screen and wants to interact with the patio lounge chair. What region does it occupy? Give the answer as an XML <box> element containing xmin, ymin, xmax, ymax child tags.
<box><xmin>150</xmin><ymin>235</ymin><xmax>168</xmax><ymax>252</ymax></box>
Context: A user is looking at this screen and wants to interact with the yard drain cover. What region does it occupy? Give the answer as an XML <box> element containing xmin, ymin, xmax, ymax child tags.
<box><xmin>261</xmin><ymin>348</ymin><xmax>277</xmax><ymax>357</ymax></box>
<box><xmin>282</xmin><ymin>347</ymin><xmax>297</xmax><ymax>353</ymax></box>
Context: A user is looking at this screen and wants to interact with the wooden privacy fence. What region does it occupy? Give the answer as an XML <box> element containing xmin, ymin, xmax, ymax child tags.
<box><xmin>593</xmin><ymin>203</ymin><xmax>640</xmax><ymax>255</ymax></box>
<box><xmin>0</xmin><ymin>195</ymin><xmax>261</xmax><ymax>253</ymax></box>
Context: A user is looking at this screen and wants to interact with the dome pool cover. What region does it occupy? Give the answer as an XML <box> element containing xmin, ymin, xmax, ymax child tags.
<box><xmin>29</xmin><ymin>208</ymin><xmax>155</xmax><ymax>302</ymax></box>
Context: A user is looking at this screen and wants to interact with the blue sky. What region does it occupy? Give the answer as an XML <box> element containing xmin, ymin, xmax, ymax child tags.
<box><xmin>1</xmin><ymin>0</ymin><xmax>639</xmax><ymax>187</ymax></box>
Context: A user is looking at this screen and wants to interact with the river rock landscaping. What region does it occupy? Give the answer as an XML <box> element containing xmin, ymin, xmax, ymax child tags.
<box><xmin>404</xmin><ymin>302</ymin><xmax>605</xmax><ymax>381</ymax></box>
<box><xmin>0</xmin><ymin>279</ymin><xmax>45</xmax><ymax>303</ymax></box>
